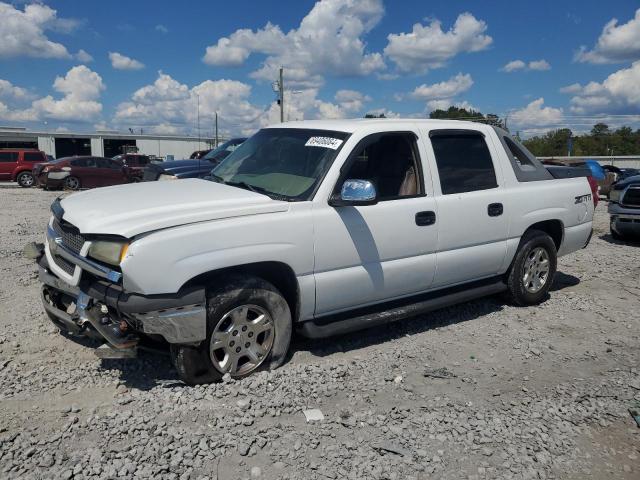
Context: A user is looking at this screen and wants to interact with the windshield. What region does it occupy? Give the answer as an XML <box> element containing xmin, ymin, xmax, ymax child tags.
<box><xmin>202</xmin><ymin>139</ymin><xmax>244</xmax><ymax>161</ymax></box>
<box><xmin>211</xmin><ymin>128</ymin><xmax>349</xmax><ymax>201</ymax></box>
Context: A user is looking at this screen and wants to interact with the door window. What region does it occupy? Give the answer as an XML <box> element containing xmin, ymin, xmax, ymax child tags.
<box><xmin>339</xmin><ymin>133</ymin><xmax>422</xmax><ymax>200</ymax></box>
<box><xmin>0</xmin><ymin>152</ymin><xmax>18</xmax><ymax>162</ymax></box>
<box><xmin>430</xmin><ymin>131</ymin><xmax>497</xmax><ymax>195</ymax></box>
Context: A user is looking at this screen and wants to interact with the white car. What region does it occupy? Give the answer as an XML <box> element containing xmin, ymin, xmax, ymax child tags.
<box><xmin>29</xmin><ymin>119</ymin><xmax>594</xmax><ymax>384</ymax></box>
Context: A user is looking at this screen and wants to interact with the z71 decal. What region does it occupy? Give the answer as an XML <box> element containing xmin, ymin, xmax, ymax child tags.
<box><xmin>575</xmin><ymin>194</ymin><xmax>592</xmax><ymax>204</ymax></box>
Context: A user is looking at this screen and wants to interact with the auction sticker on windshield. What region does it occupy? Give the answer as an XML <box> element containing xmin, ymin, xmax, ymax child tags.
<box><xmin>305</xmin><ymin>137</ymin><xmax>343</xmax><ymax>150</ymax></box>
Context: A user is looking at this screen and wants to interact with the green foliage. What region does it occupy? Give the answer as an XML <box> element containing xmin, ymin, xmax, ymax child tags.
<box><xmin>364</xmin><ymin>113</ymin><xmax>386</xmax><ymax>118</ymax></box>
<box><xmin>428</xmin><ymin>107</ymin><xmax>507</xmax><ymax>130</ymax></box>
<box><xmin>522</xmin><ymin>125</ymin><xmax>640</xmax><ymax>156</ymax></box>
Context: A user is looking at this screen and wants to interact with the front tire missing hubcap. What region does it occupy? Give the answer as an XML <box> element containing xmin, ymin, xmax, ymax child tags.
<box><xmin>210</xmin><ymin>304</ymin><xmax>274</xmax><ymax>376</ymax></box>
<box><xmin>171</xmin><ymin>274</ymin><xmax>292</xmax><ymax>385</ymax></box>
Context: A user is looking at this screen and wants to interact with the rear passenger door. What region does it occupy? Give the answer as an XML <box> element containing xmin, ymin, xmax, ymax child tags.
<box><xmin>425</xmin><ymin>129</ymin><xmax>508</xmax><ymax>288</ymax></box>
<box><xmin>0</xmin><ymin>151</ymin><xmax>18</xmax><ymax>180</ymax></box>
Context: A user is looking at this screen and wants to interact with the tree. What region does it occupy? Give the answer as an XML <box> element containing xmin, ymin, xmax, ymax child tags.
<box><xmin>522</xmin><ymin>123</ymin><xmax>640</xmax><ymax>156</ymax></box>
<box><xmin>364</xmin><ymin>113</ymin><xmax>386</xmax><ymax>118</ymax></box>
<box><xmin>429</xmin><ymin>107</ymin><xmax>507</xmax><ymax>130</ymax></box>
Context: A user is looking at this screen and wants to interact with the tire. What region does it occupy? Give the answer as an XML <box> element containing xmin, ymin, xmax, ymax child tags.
<box><xmin>507</xmin><ymin>229</ymin><xmax>557</xmax><ymax>306</ymax></box>
<box><xmin>610</xmin><ymin>221</ymin><xmax>624</xmax><ymax>241</ymax></box>
<box><xmin>171</xmin><ymin>274</ymin><xmax>292</xmax><ymax>385</ymax></box>
<box><xmin>16</xmin><ymin>171</ymin><xmax>34</xmax><ymax>188</ymax></box>
<box><xmin>64</xmin><ymin>176</ymin><xmax>81</xmax><ymax>190</ymax></box>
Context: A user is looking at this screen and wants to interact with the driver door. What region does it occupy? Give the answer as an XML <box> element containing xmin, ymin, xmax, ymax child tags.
<box><xmin>313</xmin><ymin>131</ymin><xmax>438</xmax><ymax>316</ymax></box>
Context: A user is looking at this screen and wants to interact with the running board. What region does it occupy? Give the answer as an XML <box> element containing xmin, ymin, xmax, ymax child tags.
<box><xmin>298</xmin><ymin>278</ymin><xmax>507</xmax><ymax>339</ymax></box>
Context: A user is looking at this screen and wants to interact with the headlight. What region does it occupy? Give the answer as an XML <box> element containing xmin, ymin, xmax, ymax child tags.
<box><xmin>158</xmin><ymin>174</ymin><xmax>178</xmax><ymax>181</ymax></box>
<box><xmin>88</xmin><ymin>240</ymin><xmax>129</xmax><ymax>266</ymax></box>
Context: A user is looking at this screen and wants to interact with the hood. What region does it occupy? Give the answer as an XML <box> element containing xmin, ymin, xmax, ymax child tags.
<box><xmin>59</xmin><ymin>179</ymin><xmax>289</xmax><ymax>237</ymax></box>
<box><xmin>616</xmin><ymin>174</ymin><xmax>640</xmax><ymax>188</ymax></box>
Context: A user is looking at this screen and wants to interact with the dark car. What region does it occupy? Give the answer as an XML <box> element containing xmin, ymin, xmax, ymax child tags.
<box><xmin>143</xmin><ymin>138</ymin><xmax>246</xmax><ymax>181</ymax></box>
<box><xmin>112</xmin><ymin>153</ymin><xmax>151</xmax><ymax>181</ymax></box>
<box><xmin>0</xmin><ymin>149</ymin><xmax>47</xmax><ymax>187</ymax></box>
<box><xmin>34</xmin><ymin>156</ymin><xmax>133</xmax><ymax>190</ymax></box>
<box><xmin>190</xmin><ymin>150</ymin><xmax>212</xmax><ymax>159</ymax></box>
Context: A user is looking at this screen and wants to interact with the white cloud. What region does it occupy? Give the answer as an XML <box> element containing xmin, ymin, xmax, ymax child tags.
<box><xmin>410</xmin><ymin>73</ymin><xmax>473</xmax><ymax>100</ymax></box>
<box><xmin>114</xmin><ymin>72</ymin><xmax>265</xmax><ymax>136</ymax></box>
<box><xmin>75</xmin><ymin>49</ymin><xmax>93</xmax><ymax>63</ymax></box>
<box><xmin>528</xmin><ymin>59</ymin><xmax>551</xmax><ymax>71</ymax></box>
<box><xmin>334</xmin><ymin>89</ymin><xmax>371</xmax><ymax>113</ymax></box>
<box><xmin>32</xmin><ymin>66</ymin><xmax>105</xmax><ymax>121</ymax></box>
<box><xmin>109</xmin><ymin>52</ymin><xmax>145</xmax><ymax>70</ymax></box>
<box><xmin>0</xmin><ymin>79</ymin><xmax>34</xmax><ymax>101</ymax></box>
<box><xmin>564</xmin><ymin>61</ymin><xmax>640</xmax><ymax>114</ymax></box>
<box><xmin>575</xmin><ymin>8</ymin><xmax>640</xmax><ymax>64</ymax></box>
<box><xmin>501</xmin><ymin>60</ymin><xmax>526</xmax><ymax>72</ymax></box>
<box><xmin>511</xmin><ymin>98</ymin><xmax>563</xmax><ymax>128</ymax></box>
<box><xmin>202</xmin><ymin>0</ymin><xmax>386</xmax><ymax>89</ymax></box>
<box><xmin>155</xmin><ymin>24</ymin><xmax>168</xmax><ymax>34</ymax></box>
<box><xmin>0</xmin><ymin>66</ymin><xmax>105</xmax><ymax>123</ymax></box>
<box><xmin>384</xmin><ymin>12</ymin><xmax>492</xmax><ymax>74</ymax></box>
<box><xmin>426</xmin><ymin>99</ymin><xmax>476</xmax><ymax>112</ymax></box>
<box><xmin>0</xmin><ymin>2</ymin><xmax>77</xmax><ymax>59</ymax></box>
<box><xmin>501</xmin><ymin>59</ymin><xmax>551</xmax><ymax>72</ymax></box>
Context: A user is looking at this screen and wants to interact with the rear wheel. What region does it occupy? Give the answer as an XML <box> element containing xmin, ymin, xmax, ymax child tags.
<box><xmin>64</xmin><ymin>176</ymin><xmax>81</xmax><ymax>190</ymax></box>
<box><xmin>507</xmin><ymin>230</ymin><xmax>557</xmax><ymax>306</ymax></box>
<box><xmin>17</xmin><ymin>171</ymin><xmax>34</xmax><ymax>188</ymax></box>
<box><xmin>171</xmin><ymin>274</ymin><xmax>292</xmax><ymax>385</ymax></box>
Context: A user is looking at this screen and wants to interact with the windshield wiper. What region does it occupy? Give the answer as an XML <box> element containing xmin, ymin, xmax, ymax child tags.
<box><xmin>224</xmin><ymin>180</ymin><xmax>293</xmax><ymax>202</ymax></box>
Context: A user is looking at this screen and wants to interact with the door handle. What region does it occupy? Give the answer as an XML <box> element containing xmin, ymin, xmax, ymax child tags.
<box><xmin>488</xmin><ymin>203</ymin><xmax>503</xmax><ymax>217</ymax></box>
<box><xmin>415</xmin><ymin>211</ymin><xmax>436</xmax><ymax>226</ymax></box>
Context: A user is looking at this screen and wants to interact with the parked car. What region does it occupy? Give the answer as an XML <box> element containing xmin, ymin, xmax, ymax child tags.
<box><xmin>143</xmin><ymin>138</ymin><xmax>246</xmax><ymax>181</ymax></box>
<box><xmin>112</xmin><ymin>153</ymin><xmax>151</xmax><ymax>181</ymax></box>
<box><xmin>26</xmin><ymin>120</ymin><xmax>594</xmax><ymax>384</ymax></box>
<box><xmin>541</xmin><ymin>160</ymin><xmax>599</xmax><ymax>207</ymax></box>
<box><xmin>34</xmin><ymin>156</ymin><xmax>132</xmax><ymax>190</ymax></box>
<box><xmin>189</xmin><ymin>150</ymin><xmax>212</xmax><ymax>159</ymax></box>
<box><xmin>0</xmin><ymin>149</ymin><xmax>47</xmax><ymax>187</ymax></box>
<box><xmin>608</xmin><ymin>173</ymin><xmax>640</xmax><ymax>240</ymax></box>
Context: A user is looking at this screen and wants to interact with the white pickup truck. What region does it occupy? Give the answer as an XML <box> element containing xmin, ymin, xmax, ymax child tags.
<box><xmin>27</xmin><ymin>119</ymin><xmax>594</xmax><ymax>384</ymax></box>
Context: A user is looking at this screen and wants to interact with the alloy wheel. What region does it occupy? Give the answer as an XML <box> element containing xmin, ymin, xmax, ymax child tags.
<box><xmin>209</xmin><ymin>304</ymin><xmax>274</xmax><ymax>376</ymax></box>
<box><xmin>522</xmin><ymin>247</ymin><xmax>550</xmax><ymax>293</ymax></box>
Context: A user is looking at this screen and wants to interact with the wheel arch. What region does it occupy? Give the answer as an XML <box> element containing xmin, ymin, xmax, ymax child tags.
<box><xmin>181</xmin><ymin>261</ymin><xmax>300</xmax><ymax>323</ymax></box>
<box><xmin>523</xmin><ymin>219</ymin><xmax>564</xmax><ymax>251</ymax></box>
<box><xmin>13</xmin><ymin>169</ymin><xmax>32</xmax><ymax>181</ymax></box>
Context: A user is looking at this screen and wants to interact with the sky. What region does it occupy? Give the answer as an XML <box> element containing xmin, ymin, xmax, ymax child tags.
<box><xmin>0</xmin><ymin>0</ymin><xmax>639</xmax><ymax>138</ymax></box>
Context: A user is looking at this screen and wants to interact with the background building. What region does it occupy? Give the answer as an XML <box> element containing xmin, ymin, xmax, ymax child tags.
<box><xmin>0</xmin><ymin>127</ymin><xmax>220</xmax><ymax>160</ymax></box>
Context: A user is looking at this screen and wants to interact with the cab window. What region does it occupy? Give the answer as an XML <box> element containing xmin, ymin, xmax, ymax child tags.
<box><xmin>340</xmin><ymin>133</ymin><xmax>422</xmax><ymax>201</ymax></box>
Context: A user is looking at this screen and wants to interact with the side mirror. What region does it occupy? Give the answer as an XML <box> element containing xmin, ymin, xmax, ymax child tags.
<box><xmin>330</xmin><ymin>179</ymin><xmax>377</xmax><ymax>206</ymax></box>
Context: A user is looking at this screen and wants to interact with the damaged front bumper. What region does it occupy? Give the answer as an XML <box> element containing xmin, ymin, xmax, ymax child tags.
<box><xmin>28</xmin><ymin>242</ymin><xmax>207</xmax><ymax>356</ymax></box>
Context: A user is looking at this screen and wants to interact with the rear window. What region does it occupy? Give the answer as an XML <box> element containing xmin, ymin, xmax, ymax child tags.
<box><xmin>0</xmin><ymin>152</ymin><xmax>18</xmax><ymax>162</ymax></box>
<box><xmin>430</xmin><ymin>131</ymin><xmax>498</xmax><ymax>195</ymax></box>
<box><xmin>24</xmin><ymin>152</ymin><xmax>44</xmax><ymax>162</ymax></box>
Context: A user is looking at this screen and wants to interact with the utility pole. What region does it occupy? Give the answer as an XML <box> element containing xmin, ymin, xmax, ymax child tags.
<box><xmin>196</xmin><ymin>93</ymin><xmax>201</xmax><ymax>147</ymax></box>
<box><xmin>215</xmin><ymin>112</ymin><xmax>219</xmax><ymax>147</ymax></box>
<box><xmin>279</xmin><ymin>67</ymin><xmax>284</xmax><ymax>123</ymax></box>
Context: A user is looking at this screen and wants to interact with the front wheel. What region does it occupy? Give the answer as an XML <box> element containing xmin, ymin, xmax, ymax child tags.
<box><xmin>171</xmin><ymin>274</ymin><xmax>292</xmax><ymax>385</ymax></box>
<box><xmin>64</xmin><ymin>176</ymin><xmax>81</xmax><ymax>190</ymax></box>
<box><xmin>17</xmin><ymin>171</ymin><xmax>35</xmax><ymax>188</ymax></box>
<box><xmin>507</xmin><ymin>230</ymin><xmax>557</xmax><ymax>306</ymax></box>
<box><xmin>610</xmin><ymin>221</ymin><xmax>625</xmax><ymax>241</ymax></box>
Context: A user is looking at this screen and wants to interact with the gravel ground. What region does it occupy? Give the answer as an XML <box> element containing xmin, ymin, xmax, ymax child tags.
<box><xmin>0</xmin><ymin>186</ymin><xmax>639</xmax><ymax>480</ymax></box>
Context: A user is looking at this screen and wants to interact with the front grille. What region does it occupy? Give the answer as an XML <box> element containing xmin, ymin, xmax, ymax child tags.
<box><xmin>52</xmin><ymin>218</ymin><xmax>85</xmax><ymax>254</ymax></box>
<box><xmin>52</xmin><ymin>254</ymin><xmax>76</xmax><ymax>276</ymax></box>
<box><xmin>622</xmin><ymin>186</ymin><xmax>640</xmax><ymax>208</ymax></box>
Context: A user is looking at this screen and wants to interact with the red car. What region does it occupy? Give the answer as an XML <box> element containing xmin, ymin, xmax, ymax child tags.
<box><xmin>112</xmin><ymin>153</ymin><xmax>151</xmax><ymax>181</ymax></box>
<box><xmin>34</xmin><ymin>156</ymin><xmax>133</xmax><ymax>190</ymax></box>
<box><xmin>0</xmin><ymin>149</ymin><xmax>47</xmax><ymax>187</ymax></box>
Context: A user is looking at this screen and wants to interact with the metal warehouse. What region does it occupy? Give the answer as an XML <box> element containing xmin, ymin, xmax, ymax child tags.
<box><xmin>0</xmin><ymin>126</ymin><xmax>217</xmax><ymax>160</ymax></box>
